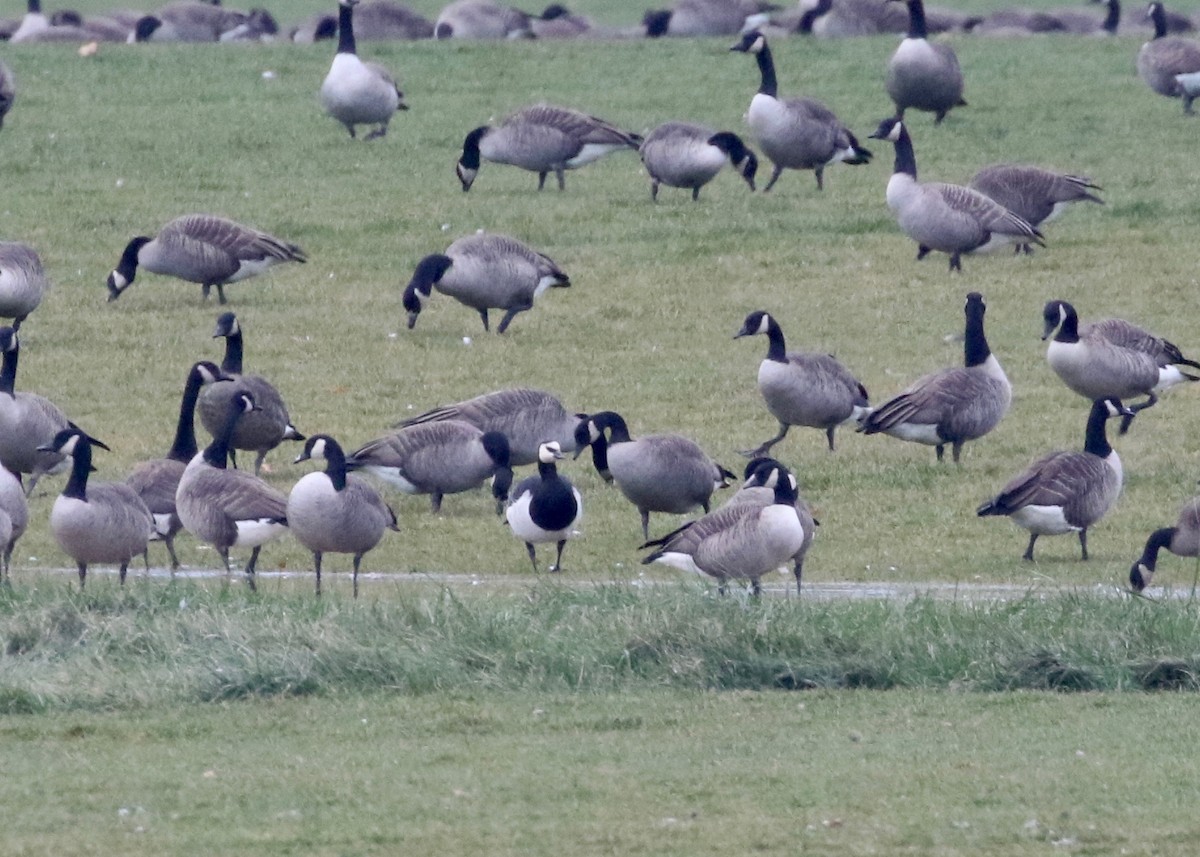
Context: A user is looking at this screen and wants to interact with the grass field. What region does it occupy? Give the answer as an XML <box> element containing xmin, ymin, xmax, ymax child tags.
<box><xmin>4</xmin><ymin>18</ymin><xmax>1200</xmax><ymax>855</ymax></box>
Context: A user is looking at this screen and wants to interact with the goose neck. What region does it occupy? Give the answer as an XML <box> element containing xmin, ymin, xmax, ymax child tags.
<box><xmin>220</xmin><ymin>330</ymin><xmax>244</xmax><ymax>375</ymax></box>
<box><xmin>167</xmin><ymin>367</ymin><xmax>205</xmax><ymax>462</ymax></box>
<box><xmin>754</xmin><ymin>42</ymin><xmax>778</xmax><ymax>98</ymax></box>
<box><xmin>891</xmin><ymin>124</ymin><xmax>917</xmax><ymax>180</ymax></box>
<box><xmin>323</xmin><ymin>440</ymin><xmax>350</xmax><ymax>491</ymax></box>
<box><xmin>1083</xmin><ymin>403</ymin><xmax>1114</xmax><ymax>458</ymax></box>
<box><xmin>904</xmin><ymin>0</ymin><xmax>928</xmax><ymax>38</ymax></box>
<box><xmin>963</xmin><ymin>304</ymin><xmax>991</xmax><ymax>368</ymax></box>
<box><xmin>0</xmin><ymin>342</ymin><xmax>16</xmax><ymax>397</ymax></box>
<box><xmin>203</xmin><ymin>401</ymin><xmax>245</xmax><ymax>469</ymax></box>
<box><xmin>763</xmin><ymin>317</ymin><xmax>788</xmax><ymax>363</ymax></box>
<box><xmin>336</xmin><ymin>1</ymin><xmax>357</xmax><ymax>54</ymax></box>
<box><xmin>1150</xmin><ymin>2</ymin><xmax>1167</xmax><ymax>38</ymax></box>
<box><xmin>63</xmin><ymin>438</ymin><xmax>92</xmax><ymax>500</ymax></box>
<box><xmin>1139</xmin><ymin>526</ymin><xmax>1176</xmax><ymax>571</ymax></box>
<box><xmin>1102</xmin><ymin>0</ymin><xmax>1119</xmax><ymax>33</ymax></box>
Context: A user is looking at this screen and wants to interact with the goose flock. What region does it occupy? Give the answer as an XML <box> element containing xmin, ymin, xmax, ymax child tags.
<box><xmin>1</xmin><ymin>0</ymin><xmax>1199</xmax><ymax>598</ymax></box>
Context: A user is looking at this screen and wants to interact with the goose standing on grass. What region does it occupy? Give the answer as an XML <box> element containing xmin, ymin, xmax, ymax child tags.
<box><xmin>402</xmin><ymin>232</ymin><xmax>570</xmax><ymax>333</ymax></box>
<box><xmin>969</xmin><ymin>165</ymin><xmax>1103</xmax><ymax>253</ymax></box>
<box><xmin>395</xmin><ymin>388</ymin><xmax>585</xmax><ymax>465</ymax></box>
<box><xmin>885</xmin><ymin>0</ymin><xmax>966</xmax><ymax>124</ymax></box>
<box><xmin>724</xmin><ymin>457</ymin><xmax>816</xmax><ymax>592</ymax></box>
<box><xmin>1130</xmin><ymin>494</ymin><xmax>1200</xmax><ymax>592</ymax></box>
<box><xmin>0</xmin><ymin>60</ymin><xmax>15</xmax><ymax>130</ymax></box>
<box><xmin>176</xmin><ymin>392</ymin><xmax>289</xmax><ymax>592</ymax></box>
<box><xmin>126</xmin><ymin>361</ymin><xmax>227</xmax><ymax>571</ymax></box>
<box><xmin>0</xmin><ymin>326</ymin><xmax>71</xmax><ymax>495</ymax></box>
<box><xmin>572</xmin><ymin>410</ymin><xmax>736</xmax><ymax>540</ymax></box>
<box><xmin>868</xmin><ymin>117</ymin><xmax>1043</xmax><ymax>271</ymax></box>
<box><xmin>1138</xmin><ymin>2</ymin><xmax>1200</xmax><ymax>112</ymax></box>
<box><xmin>347</xmin><ymin>421</ymin><xmax>514</xmax><ymax>514</ymax></box>
<box><xmin>106</xmin><ymin>214</ymin><xmax>307</xmax><ymax>304</ymax></box>
<box><xmin>735</xmin><ymin>310</ymin><xmax>871</xmax><ymax>455</ymax></box>
<box><xmin>506</xmin><ymin>441</ymin><xmax>582</xmax><ymax>573</ymax></box>
<box><xmin>197</xmin><ymin>312</ymin><xmax>304</xmax><ymax>473</ymax></box>
<box><xmin>0</xmin><ymin>464</ymin><xmax>28</xmax><ymax>581</ymax></box>
<box><xmin>638</xmin><ymin>122</ymin><xmax>758</xmax><ymax>201</ymax></box>
<box><xmin>641</xmin><ymin>461</ymin><xmax>806</xmax><ymax>596</ymax></box>
<box><xmin>0</xmin><ymin>242</ymin><xmax>49</xmax><ymax>330</ymax></box>
<box><xmin>455</xmin><ymin>103</ymin><xmax>643</xmax><ymax>192</ymax></box>
<box><xmin>858</xmin><ymin>292</ymin><xmax>1011</xmax><ymax>463</ymax></box>
<box><xmin>977</xmin><ymin>398</ymin><xmax>1132</xmax><ymax>561</ymax></box>
<box><xmin>729</xmin><ymin>30</ymin><xmax>873</xmax><ymax>192</ymax></box>
<box><xmin>320</xmin><ymin>0</ymin><xmax>407</xmax><ymax>140</ymax></box>
<box><xmin>289</xmin><ymin>434</ymin><xmax>398</xmax><ymax>597</ymax></box>
<box><xmin>40</xmin><ymin>429</ymin><xmax>153</xmax><ymax>588</ymax></box>
<box><xmin>1042</xmin><ymin>299</ymin><xmax>1200</xmax><ymax>433</ymax></box>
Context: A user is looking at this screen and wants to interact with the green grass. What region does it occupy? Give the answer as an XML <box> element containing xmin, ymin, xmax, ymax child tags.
<box><xmin>1</xmin><ymin>33</ymin><xmax>1198</xmax><ymax>590</ymax></box>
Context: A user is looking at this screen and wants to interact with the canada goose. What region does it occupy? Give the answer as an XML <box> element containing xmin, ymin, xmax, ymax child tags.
<box><xmin>128</xmin><ymin>1</ymin><xmax>248</xmax><ymax>41</ymax></box>
<box><xmin>347</xmin><ymin>0</ymin><xmax>433</xmax><ymax>39</ymax></box>
<box><xmin>321</xmin><ymin>0</ymin><xmax>408</xmax><ymax>141</ymax></box>
<box><xmin>0</xmin><ymin>464</ymin><xmax>28</xmax><ymax>580</ymax></box>
<box><xmin>1130</xmin><ymin>494</ymin><xmax>1200</xmax><ymax>591</ymax></box>
<box><xmin>969</xmin><ymin>165</ymin><xmax>1103</xmax><ymax>253</ymax></box>
<box><xmin>9</xmin><ymin>0</ymin><xmax>49</xmax><ymax>42</ymax></box>
<box><xmin>735</xmin><ymin>310</ymin><xmax>870</xmax><ymax>455</ymax></box>
<box><xmin>724</xmin><ymin>457</ymin><xmax>817</xmax><ymax>592</ymax></box>
<box><xmin>40</xmin><ymin>429</ymin><xmax>154</xmax><ymax>588</ymax></box>
<box><xmin>197</xmin><ymin>312</ymin><xmax>304</xmax><ymax>474</ymax></box>
<box><xmin>395</xmin><ymin>388</ymin><xmax>584</xmax><ymax>466</ymax></box>
<box><xmin>456</xmin><ymin>103</ymin><xmax>643</xmax><ymax>192</ymax></box>
<box><xmin>289</xmin><ymin>434</ymin><xmax>398</xmax><ymax>597</ymax></box>
<box><xmin>730</xmin><ymin>30</ymin><xmax>872</xmax><ymax>192</ymax></box>
<box><xmin>572</xmin><ymin>410</ymin><xmax>736</xmax><ymax>540</ymax></box>
<box><xmin>0</xmin><ymin>60</ymin><xmax>14</xmax><ymax>131</ymax></box>
<box><xmin>505</xmin><ymin>441</ymin><xmax>582</xmax><ymax>573</ymax></box>
<box><xmin>106</xmin><ymin>214</ymin><xmax>307</xmax><ymax>304</ymax></box>
<box><xmin>977</xmin><ymin>397</ymin><xmax>1132</xmax><ymax>561</ymax></box>
<box><xmin>1042</xmin><ymin>299</ymin><xmax>1200</xmax><ymax>432</ymax></box>
<box><xmin>346</xmin><ymin>420</ymin><xmax>514</xmax><ymax>514</ymax></box>
<box><xmin>402</xmin><ymin>232</ymin><xmax>570</xmax><ymax>333</ymax></box>
<box><xmin>0</xmin><ymin>327</ymin><xmax>71</xmax><ymax>495</ymax></box>
<box><xmin>868</xmin><ymin>117</ymin><xmax>1043</xmax><ymax>271</ymax></box>
<box><xmin>639</xmin><ymin>122</ymin><xmax>758</xmax><ymax>201</ymax></box>
<box><xmin>176</xmin><ymin>391</ymin><xmax>289</xmax><ymax>591</ymax></box>
<box><xmin>641</xmin><ymin>461</ymin><xmax>806</xmax><ymax>596</ymax></box>
<box><xmin>1139</xmin><ymin>2</ymin><xmax>1200</xmax><ymax>112</ymax></box>
<box><xmin>126</xmin><ymin>361</ymin><xmax>227</xmax><ymax>571</ymax></box>
<box><xmin>886</xmin><ymin>0</ymin><xmax>966</xmax><ymax>124</ymax></box>
<box><xmin>644</xmin><ymin>0</ymin><xmax>774</xmax><ymax>37</ymax></box>
<box><xmin>0</xmin><ymin>242</ymin><xmax>49</xmax><ymax>330</ymax></box>
<box><xmin>858</xmin><ymin>292</ymin><xmax>1011</xmax><ymax>463</ymax></box>
<box><xmin>434</xmin><ymin>0</ymin><xmax>531</xmax><ymax>38</ymax></box>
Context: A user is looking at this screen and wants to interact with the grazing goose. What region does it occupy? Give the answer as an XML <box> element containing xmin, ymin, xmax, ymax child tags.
<box><xmin>346</xmin><ymin>421</ymin><xmax>514</xmax><ymax>514</ymax></box>
<box><xmin>434</xmin><ymin>0</ymin><xmax>531</xmax><ymax>38</ymax></box>
<box><xmin>0</xmin><ymin>327</ymin><xmax>71</xmax><ymax>495</ymax></box>
<box><xmin>572</xmin><ymin>410</ymin><xmax>736</xmax><ymax>540</ymax></box>
<box><xmin>638</xmin><ymin>122</ymin><xmax>758</xmax><ymax>201</ymax></box>
<box><xmin>395</xmin><ymin>388</ymin><xmax>584</xmax><ymax>466</ymax></box>
<box><xmin>1130</xmin><ymin>494</ymin><xmax>1200</xmax><ymax>592</ymax></box>
<box><xmin>1042</xmin><ymin>299</ymin><xmax>1200</xmax><ymax>432</ymax></box>
<box><xmin>455</xmin><ymin>103</ymin><xmax>643</xmax><ymax>192</ymax></box>
<box><xmin>735</xmin><ymin>310</ymin><xmax>870</xmax><ymax>455</ymax></box>
<box><xmin>0</xmin><ymin>242</ymin><xmax>49</xmax><ymax>330</ymax></box>
<box><xmin>505</xmin><ymin>441</ymin><xmax>582</xmax><ymax>573</ymax></box>
<box><xmin>1139</xmin><ymin>2</ymin><xmax>1200</xmax><ymax>111</ymax></box>
<box><xmin>0</xmin><ymin>464</ymin><xmax>28</xmax><ymax>580</ymax></box>
<box><xmin>289</xmin><ymin>434</ymin><xmax>398</xmax><ymax>597</ymax></box>
<box><xmin>402</xmin><ymin>232</ymin><xmax>570</xmax><ymax>333</ymax></box>
<box><xmin>868</xmin><ymin>117</ymin><xmax>1043</xmax><ymax>271</ymax></box>
<box><xmin>176</xmin><ymin>391</ymin><xmax>289</xmax><ymax>591</ymax></box>
<box><xmin>641</xmin><ymin>461</ymin><xmax>806</xmax><ymax>596</ymax></box>
<box><xmin>197</xmin><ymin>312</ymin><xmax>304</xmax><ymax>474</ymax></box>
<box><xmin>886</xmin><ymin>0</ymin><xmax>966</xmax><ymax>124</ymax></box>
<box><xmin>126</xmin><ymin>361</ymin><xmax>226</xmax><ymax>571</ymax></box>
<box><xmin>977</xmin><ymin>398</ymin><xmax>1132</xmax><ymax>561</ymax></box>
<box><xmin>858</xmin><ymin>292</ymin><xmax>1011</xmax><ymax>463</ymax></box>
<box><xmin>0</xmin><ymin>60</ymin><xmax>14</xmax><ymax>131</ymax></box>
<box><xmin>40</xmin><ymin>429</ymin><xmax>154</xmax><ymax>588</ymax></box>
<box><xmin>969</xmin><ymin>165</ymin><xmax>1103</xmax><ymax>253</ymax></box>
<box><xmin>723</xmin><ymin>457</ymin><xmax>817</xmax><ymax>592</ymax></box>
<box><xmin>644</xmin><ymin>0</ymin><xmax>773</xmax><ymax>36</ymax></box>
<box><xmin>729</xmin><ymin>30</ymin><xmax>872</xmax><ymax>192</ymax></box>
<box><xmin>321</xmin><ymin>0</ymin><xmax>408</xmax><ymax>141</ymax></box>
<box><xmin>106</xmin><ymin>214</ymin><xmax>307</xmax><ymax>304</ymax></box>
